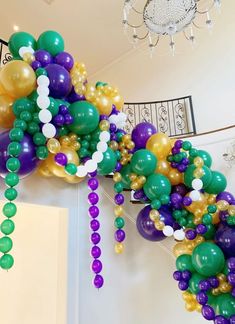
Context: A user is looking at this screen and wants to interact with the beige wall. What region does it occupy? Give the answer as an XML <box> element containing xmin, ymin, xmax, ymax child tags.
<box><xmin>0</xmin><ymin>201</ymin><xmax>68</xmax><ymax>324</ymax></box>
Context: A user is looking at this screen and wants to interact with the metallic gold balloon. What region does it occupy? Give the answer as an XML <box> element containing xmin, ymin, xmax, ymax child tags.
<box><xmin>46</xmin><ymin>148</ymin><xmax>79</xmax><ymax>178</ymax></box>
<box><xmin>109</xmin><ymin>141</ymin><xmax>119</xmax><ymax>151</ymax></box>
<box><xmin>47</xmin><ymin>138</ymin><xmax>61</xmax><ymax>154</ymax></box>
<box><xmin>126</xmin><ymin>140</ymin><xmax>135</xmax><ymax>150</ymax></box>
<box><xmin>185</xmin><ymin>302</ymin><xmax>196</xmax><ymax>312</ymax></box>
<box><xmin>138</xmin><ymin>176</ymin><xmax>146</xmax><ymax>184</ymax></box>
<box><xmin>131</xmin><ymin>180</ymin><xmax>142</xmax><ymax>191</ymax></box>
<box><xmin>85</xmin><ymin>84</ymin><xmax>96</xmax><ymax>102</ymax></box>
<box><xmin>129</xmin><ymin>173</ymin><xmax>138</xmax><ymax>181</ymax></box>
<box><xmin>114</xmin><ymin>205</ymin><xmax>124</xmax><ymax>217</ymax></box>
<box><xmin>99</xmin><ymin>120</ymin><xmax>110</xmax><ymax>131</ymax></box>
<box><xmin>216</xmin><ymin>200</ymin><xmax>229</xmax><ymax>211</ymax></box>
<box><xmin>220</xmin><ymin>282</ymin><xmax>232</xmax><ymax>293</ymax></box>
<box><xmin>146</xmin><ymin>133</ymin><xmax>171</xmax><ymax>159</ymax></box>
<box><xmin>37</xmin><ymin>162</ymin><xmax>53</xmax><ymax>178</ymax></box>
<box><xmin>0</xmin><ymin>81</ymin><xmax>6</xmax><ymax>95</ymax></box>
<box><xmin>185</xmin><ymin>192</ymin><xmax>207</xmax><ymax>213</ymax></box>
<box><xmin>22</xmin><ymin>53</ymin><xmax>35</xmax><ymax>64</ymax></box>
<box><xmin>207</xmin><ymin>194</ymin><xmax>217</xmax><ymax>205</ymax></box>
<box><xmin>154</xmin><ymin>220</ymin><xmax>165</xmax><ymax>231</ymax></box>
<box><xmin>71</xmin><ymin>142</ymin><xmax>81</xmax><ymax>151</ymax></box>
<box><xmin>120</xmin><ymin>157</ymin><xmax>128</xmax><ymax>165</ymax></box>
<box><xmin>228</xmin><ymin>205</ymin><xmax>235</xmax><ymax>216</ymax></box>
<box><xmin>156</xmin><ymin>159</ymin><xmax>170</xmax><ymax>176</ymax></box>
<box><xmin>168</xmin><ymin>168</ymin><xmax>183</xmax><ymax>185</ymax></box>
<box><xmin>115</xmin><ymin>242</ymin><xmax>124</xmax><ymax>254</ymax></box>
<box><xmin>113</xmin><ymin>172</ymin><xmax>122</xmax><ymax>183</ymax></box>
<box><xmin>0</xmin><ymin>94</ymin><xmax>15</xmax><ymax>128</ymax></box>
<box><xmin>122</xmin><ymin>134</ymin><xmax>131</xmax><ymax>143</ymax></box>
<box><xmin>0</xmin><ymin>60</ymin><xmax>36</xmax><ymax>98</ymax></box>
<box><xmin>69</xmin><ymin>133</ymin><xmax>78</xmax><ymax>141</ymax></box>
<box><xmin>96</xmin><ymin>95</ymin><xmax>113</xmax><ymax>116</ymax></box>
<box><xmin>193</xmin><ymin>157</ymin><xmax>204</xmax><ymax>168</ymax></box>
<box><xmin>193</xmin><ymin>167</ymin><xmax>204</xmax><ymax>179</ymax></box>
<box><xmin>211</xmin><ymin>288</ymin><xmax>220</xmax><ymax>296</ymax></box>
<box><xmin>173</xmin><ymin>242</ymin><xmax>191</xmax><ymax>257</ymax></box>
<box><xmin>182</xmin><ymin>291</ymin><xmax>193</xmax><ymax>302</ymax></box>
<box><xmin>112</xmin><ymin>94</ymin><xmax>124</xmax><ymax>111</ymax></box>
<box><xmin>149</xmin><ymin>209</ymin><xmax>160</xmax><ymax>222</ymax></box>
<box><xmin>60</xmin><ymin>136</ymin><xmax>70</xmax><ymax>147</ymax></box>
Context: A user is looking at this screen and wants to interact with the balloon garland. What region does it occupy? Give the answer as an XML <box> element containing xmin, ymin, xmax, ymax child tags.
<box><xmin>0</xmin><ymin>30</ymin><xmax>235</xmax><ymax>322</ymax></box>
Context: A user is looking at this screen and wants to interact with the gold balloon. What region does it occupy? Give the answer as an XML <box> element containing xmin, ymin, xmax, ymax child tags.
<box><xmin>113</xmin><ymin>172</ymin><xmax>122</xmax><ymax>183</ymax></box>
<box><xmin>228</xmin><ymin>205</ymin><xmax>235</xmax><ymax>216</ymax></box>
<box><xmin>173</xmin><ymin>242</ymin><xmax>191</xmax><ymax>257</ymax></box>
<box><xmin>0</xmin><ymin>81</ymin><xmax>6</xmax><ymax>95</ymax></box>
<box><xmin>0</xmin><ymin>94</ymin><xmax>15</xmax><ymax>128</ymax></box>
<box><xmin>154</xmin><ymin>220</ymin><xmax>165</xmax><ymax>231</ymax></box>
<box><xmin>185</xmin><ymin>192</ymin><xmax>207</xmax><ymax>213</ymax></box>
<box><xmin>22</xmin><ymin>53</ymin><xmax>35</xmax><ymax>64</ymax></box>
<box><xmin>112</xmin><ymin>94</ymin><xmax>124</xmax><ymax>111</ymax></box>
<box><xmin>114</xmin><ymin>205</ymin><xmax>124</xmax><ymax>216</ymax></box>
<box><xmin>37</xmin><ymin>162</ymin><xmax>53</xmax><ymax>178</ymax></box>
<box><xmin>149</xmin><ymin>209</ymin><xmax>160</xmax><ymax>222</ymax></box>
<box><xmin>146</xmin><ymin>133</ymin><xmax>171</xmax><ymax>159</ymax></box>
<box><xmin>71</xmin><ymin>142</ymin><xmax>81</xmax><ymax>151</ymax></box>
<box><xmin>63</xmin><ymin>174</ymin><xmax>85</xmax><ymax>184</ymax></box>
<box><xmin>156</xmin><ymin>159</ymin><xmax>170</xmax><ymax>176</ymax></box>
<box><xmin>115</xmin><ymin>242</ymin><xmax>124</xmax><ymax>254</ymax></box>
<box><xmin>182</xmin><ymin>291</ymin><xmax>193</xmax><ymax>302</ymax></box>
<box><xmin>131</xmin><ymin>180</ymin><xmax>142</xmax><ymax>190</ymax></box>
<box><xmin>46</xmin><ymin>148</ymin><xmax>79</xmax><ymax>178</ymax></box>
<box><xmin>185</xmin><ymin>302</ymin><xmax>196</xmax><ymax>312</ymax></box>
<box><xmin>138</xmin><ymin>175</ymin><xmax>146</xmax><ymax>185</ymax></box>
<box><xmin>126</xmin><ymin>140</ymin><xmax>135</xmax><ymax>150</ymax></box>
<box><xmin>193</xmin><ymin>167</ymin><xmax>204</xmax><ymax>179</ymax></box>
<box><xmin>212</xmin><ymin>211</ymin><xmax>220</xmax><ymax>225</ymax></box>
<box><xmin>0</xmin><ymin>60</ymin><xmax>36</xmax><ymax>98</ymax></box>
<box><xmin>110</xmin><ymin>141</ymin><xmax>119</xmax><ymax>151</ymax></box>
<box><xmin>99</xmin><ymin>120</ymin><xmax>110</xmax><ymax>131</ymax></box>
<box><xmin>96</xmin><ymin>95</ymin><xmax>113</xmax><ymax>116</ymax></box>
<box><xmin>216</xmin><ymin>200</ymin><xmax>229</xmax><ymax>211</ymax></box>
<box><xmin>47</xmin><ymin>138</ymin><xmax>61</xmax><ymax>154</ymax></box>
<box><xmin>60</xmin><ymin>136</ymin><xmax>70</xmax><ymax>147</ymax></box>
<box><xmin>207</xmin><ymin>194</ymin><xmax>217</xmax><ymax>205</ymax></box>
<box><xmin>85</xmin><ymin>84</ymin><xmax>96</xmax><ymax>102</ymax></box>
<box><xmin>122</xmin><ymin>134</ymin><xmax>131</xmax><ymax>143</ymax></box>
<box><xmin>193</xmin><ymin>157</ymin><xmax>204</xmax><ymax>168</ymax></box>
<box><xmin>220</xmin><ymin>282</ymin><xmax>232</xmax><ymax>293</ymax></box>
<box><xmin>168</xmin><ymin>168</ymin><xmax>183</xmax><ymax>185</ymax></box>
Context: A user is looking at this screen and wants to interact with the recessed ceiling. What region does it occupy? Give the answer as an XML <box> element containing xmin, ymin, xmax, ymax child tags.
<box><xmin>0</xmin><ymin>0</ymin><xmax>132</xmax><ymax>75</ymax></box>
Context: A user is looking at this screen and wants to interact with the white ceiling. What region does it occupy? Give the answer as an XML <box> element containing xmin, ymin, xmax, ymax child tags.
<box><xmin>0</xmin><ymin>0</ymin><xmax>133</xmax><ymax>75</ymax></box>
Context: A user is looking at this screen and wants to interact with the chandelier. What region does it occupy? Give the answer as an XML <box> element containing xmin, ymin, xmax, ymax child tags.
<box><xmin>223</xmin><ymin>140</ymin><xmax>235</xmax><ymax>168</ymax></box>
<box><xmin>123</xmin><ymin>0</ymin><xmax>222</xmax><ymax>53</ymax></box>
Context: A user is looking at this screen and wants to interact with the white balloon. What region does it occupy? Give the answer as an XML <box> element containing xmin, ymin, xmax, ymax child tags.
<box><xmin>163</xmin><ymin>226</ymin><xmax>174</xmax><ymax>237</ymax></box>
<box><xmin>37</xmin><ymin>75</ymin><xmax>50</xmax><ymax>87</ymax></box>
<box><xmin>37</xmin><ymin>85</ymin><xmax>49</xmax><ymax>96</ymax></box>
<box><xmin>174</xmin><ymin>229</ymin><xmax>185</xmax><ymax>241</ymax></box>
<box><xmin>99</xmin><ymin>131</ymin><xmax>110</xmax><ymax>143</ymax></box>
<box><xmin>39</xmin><ymin>109</ymin><xmax>52</xmax><ymax>123</ymax></box>
<box><xmin>85</xmin><ymin>160</ymin><xmax>98</xmax><ymax>173</ymax></box>
<box><xmin>37</xmin><ymin>95</ymin><xmax>50</xmax><ymax>109</ymax></box>
<box><xmin>192</xmin><ymin>178</ymin><xmax>203</xmax><ymax>191</ymax></box>
<box><xmin>19</xmin><ymin>46</ymin><xmax>34</xmax><ymax>57</ymax></box>
<box><xmin>108</xmin><ymin>115</ymin><xmax>118</xmax><ymax>125</ymax></box>
<box><xmin>92</xmin><ymin>151</ymin><xmax>103</xmax><ymax>163</ymax></box>
<box><xmin>97</xmin><ymin>141</ymin><xmax>108</xmax><ymax>153</ymax></box>
<box><xmin>42</xmin><ymin>123</ymin><xmax>56</xmax><ymax>139</ymax></box>
<box><xmin>76</xmin><ymin>166</ymin><xmax>87</xmax><ymax>178</ymax></box>
<box><xmin>189</xmin><ymin>190</ymin><xmax>201</xmax><ymax>201</ymax></box>
<box><xmin>118</xmin><ymin>112</ymin><xmax>127</xmax><ymax>121</ymax></box>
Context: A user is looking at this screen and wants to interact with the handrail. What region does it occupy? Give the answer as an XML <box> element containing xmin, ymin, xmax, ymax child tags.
<box><xmin>177</xmin><ymin>124</ymin><xmax>235</xmax><ymax>139</ymax></box>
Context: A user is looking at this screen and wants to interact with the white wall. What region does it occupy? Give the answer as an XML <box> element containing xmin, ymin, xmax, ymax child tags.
<box><xmin>90</xmin><ymin>4</ymin><xmax>235</xmax><ymax>133</ymax></box>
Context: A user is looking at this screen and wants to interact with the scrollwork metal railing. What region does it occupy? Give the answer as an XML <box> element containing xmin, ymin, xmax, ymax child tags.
<box><xmin>0</xmin><ymin>39</ymin><xmax>12</xmax><ymax>66</ymax></box>
<box><xmin>123</xmin><ymin>96</ymin><xmax>196</xmax><ymax>137</ymax></box>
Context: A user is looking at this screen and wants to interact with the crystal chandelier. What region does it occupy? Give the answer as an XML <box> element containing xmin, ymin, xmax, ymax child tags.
<box><xmin>223</xmin><ymin>140</ymin><xmax>235</xmax><ymax>168</ymax></box>
<box><xmin>123</xmin><ymin>0</ymin><xmax>222</xmax><ymax>53</ymax></box>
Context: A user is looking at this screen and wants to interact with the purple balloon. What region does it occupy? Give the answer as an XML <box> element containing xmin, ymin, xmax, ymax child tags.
<box><xmin>202</xmin><ymin>305</ymin><xmax>215</xmax><ymax>321</ymax></box>
<box><xmin>216</xmin><ymin>191</ymin><xmax>235</xmax><ymax>204</ymax></box>
<box><xmin>35</xmin><ymin>50</ymin><xmax>52</xmax><ymax>67</ymax></box>
<box><xmin>170</xmin><ymin>193</ymin><xmax>182</xmax><ymax>209</ymax></box>
<box><xmin>0</xmin><ymin>131</ymin><xmax>37</xmax><ymax>177</ymax></box>
<box><xmin>172</xmin><ymin>184</ymin><xmax>188</xmax><ymax>197</ymax></box>
<box><xmin>54</xmin><ymin>153</ymin><xmax>67</xmax><ymax>166</ymax></box>
<box><xmin>89</xmin><ymin>206</ymin><xmax>99</xmax><ymax>218</ymax></box>
<box><xmin>31</xmin><ymin>60</ymin><xmax>41</xmax><ymax>70</ymax></box>
<box><xmin>90</xmin><ymin>232</ymin><xmax>101</xmax><ymax>245</ymax></box>
<box><xmin>90</xmin><ymin>220</ymin><xmax>100</xmax><ymax>231</ymax></box>
<box><xmin>93</xmin><ymin>274</ymin><xmax>104</xmax><ymax>289</ymax></box>
<box><xmin>115</xmin><ymin>229</ymin><xmax>126</xmax><ymax>242</ymax></box>
<box><xmin>45</xmin><ymin>64</ymin><xmax>72</xmax><ymax>99</ymax></box>
<box><xmin>214</xmin><ymin>316</ymin><xmax>229</xmax><ymax>324</ymax></box>
<box><xmin>92</xmin><ymin>260</ymin><xmax>102</xmax><ymax>274</ymax></box>
<box><xmin>54</xmin><ymin>52</ymin><xmax>74</xmax><ymax>71</ymax></box>
<box><xmin>88</xmin><ymin>178</ymin><xmax>99</xmax><ymax>191</ymax></box>
<box><xmin>91</xmin><ymin>246</ymin><xmax>101</xmax><ymax>259</ymax></box>
<box><xmin>136</xmin><ymin>205</ymin><xmax>173</xmax><ymax>242</ymax></box>
<box><xmin>131</xmin><ymin>122</ymin><xmax>157</xmax><ymax>149</ymax></box>
<box><xmin>215</xmin><ymin>224</ymin><xmax>235</xmax><ymax>257</ymax></box>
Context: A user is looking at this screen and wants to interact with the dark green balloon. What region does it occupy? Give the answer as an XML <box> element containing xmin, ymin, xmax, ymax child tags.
<box><xmin>5</xmin><ymin>173</ymin><xmax>19</xmax><ymax>187</ymax></box>
<box><xmin>9</xmin><ymin>32</ymin><xmax>36</xmax><ymax>57</ymax></box>
<box><xmin>97</xmin><ymin>148</ymin><xmax>117</xmax><ymax>176</ymax></box>
<box><xmin>37</xmin><ymin>30</ymin><xmax>64</xmax><ymax>56</ymax></box>
<box><xmin>4</xmin><ymin>188</ymin><xmax>17</xmax><ymax>201</ymax></box>
<box><xmin>130</xmin><ymin>149</ymin><xmax>157</xmax><ymax>176</ymax></box>
<box><xmin>68</xmin><ymin>101</ymin><xmax>99</xmax><ymax>135</ymax></box>
<box><xmin>13</xmin><ymin>97</ymin><xmax>35</xmax><ymax>117</ymax></box>
<box><xmin>189</xmin><ymin>273</ymin><xmax>206</xmax><ymax>294</ymax></box>
<box><xmin>0</xmin><ymin>237</ymin><xmax>13</xmax><ymax>253</ymax></box>
<box><xmin>48</xmin><ymin>98</ymin><xmax>59</xmax><ymax>116</ymax></box>
<box><xmin>203</xmin><ymin>224</ymin><xmax>216</xmax><ymax>240</ymax></box>
<box><xmin>215</xmin><ymin>294</ymin><xmax>235</xmax><ymax>318</ymax></box>
<box><xmin>197</xmin><ymin>150</ymin><xmax>212</xmax><ymax>168</ymax></box>
<box><xmin>176</xmin><ymin>254</ymin><xmax>195</xmax><ymax>273</ymax></box>
<box><xmin>143</xmin><ymin>174</ymin><xmax>171</xmax><ymax>200</ymax></box>
<box><xmin>184</xmin><ymin>164</ymin><xmax>212</xmax><ymax>189</ymax></box>
<box><xmin>0</xmin><ymin>254</ymin><xmax>14</xmax><ymax>270</ymax></box>
<box><xmin>192</xmin><ymin>242</ymin><xmax>225</xmax><ymax>276</ymax></box>
<box><xmin>7</xmin><ymin>142</ymin><xmax>22</xmax><ymax>157</ymax></box>
<box><xmin>120</xmin><ymin>164</ymin><xmax>132</xmax><ymax>189</ymax></box>
<box><xmin>205</xmin><ymin>171</ymin><xmax>227</xmax><ymax>194</ymax></box>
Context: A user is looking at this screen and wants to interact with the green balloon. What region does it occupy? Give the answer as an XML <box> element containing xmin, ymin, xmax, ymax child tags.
<box><xmin>120</xmin><ymin>164</ymin><xmax>132</xmax><ymax>189</ymax></box>
<box><xmin>0</xmin><ymin>254</ymin><xmax>14</xmax><ymax>270</ymax></box>
<box><xmin>130</xmin><ymin>149</ymin><xmax>157</xmax><ymax>176</ymax></box>
<box><xmin>189</xmin><ymin>273</ymin><xmax>206</xmax><ymax>294</ymax></box>
<box><xmin>13</xmin><ymin>97</ymin><xmax>35</xmax><ymax>117</ymax></box>
<box><xmin>3</xmin><ymin>202</ymin><xmax>17</xmax><ymax>218</ymax></box>
<box><xmin>1</xmin><ymin>220</ymin><xmax>15</xmax><ymax>235</ymax></box>
<box><xmin>36</xmin><ymin>146</ymin><xmax>49</xmax><ymax>160</ymax></box>
<box><xmin>143</xmin><ymin>174</ymin><xmax>171</xmax><ymax>200</ymax></box>
<box><xmin>197</xmin><ymin>150</ymin><xmax>212</xmax><ymax>168</ymax></box>
<box><xmin>192</xmin><ymin>242</ymin><xmax>225</xmax><ymax>276</ymax></box>
<box><xmin>207</xmin><ymin>292</ymin><xmax>217</xmax><ymax>308</ymax></box>
<box><xmin>203</xmin><ymin>224</ymin><xmax>216</xmax><ymax>240</ymax></box>
<box><xmin>7</xmin><ymin>142</ymin><xmax>22</xmax><ymax>157</ymax></box>
<box><xmin>215</xmin><ymin>294</ymin><xmax>235</xmax><ymax>318</ymax></box>
<box><xmin>184</xmin><ymin>164</ymin><xmax>212</xmax><ymax>189</ymax></box>
<box><xmin>8</xmin><ymin>32</ymin><xmax>37</xmax><ymax>57</ymax></box>
<box><xmin>0</xmin><ymin>237</ymin><xmax>13</xmax><ymax>253</ymax></box>
<box><xmin>5</xmin><ymin>173</ymin><xmax>19</xmax><ymax>187</ymax></box>
<box><xmin>205</xmin><ymin>171</ymin><xmax>227</xmax><ymax>194</ymax></box>
<box><xmin>68</xmin><ymin>101</ymin><xmax>99</xmax><ymax>135</ymax></box>
<box><xmin>48</xmin><ymin>98</ymin><xmax>59</xmax><ymax>117</ymax></box>
<box><xmin>37</xmin><ymin>30</ymin><xmax>64</xmax><ymax>56</ymax></box>
<box><xmin>176</xmin><ymin>254</ymin><xmax>195</xmax><ymax>273</ymax></box>
<box><xmin>97</xmin><ymin>148</ymin><xmax>117</xmax><ymax>176</ymax></box>
<box><xmin>4</xmin><ymin>188</ymin><xmax>18</xmax><ymax>201</ymax></box>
